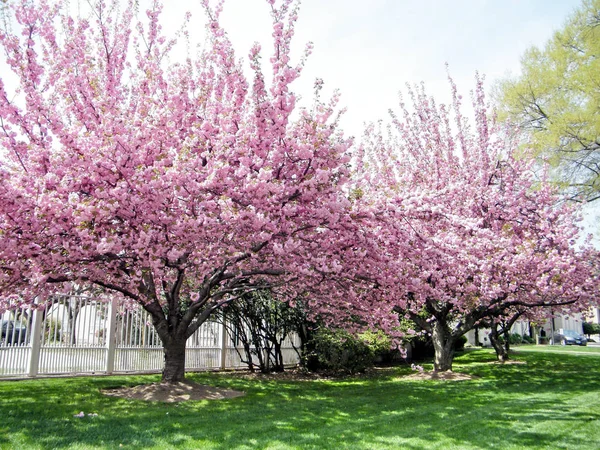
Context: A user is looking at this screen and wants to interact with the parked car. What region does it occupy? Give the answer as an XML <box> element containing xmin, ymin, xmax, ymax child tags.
<box><xmin>553</xmin><ymin>330</ymin><xmax>587</xmax><ymax>346</ymax></box>
<box><xmin>1</xmin><ymin>320</ymin><xmax>29</xmax><ymax>345</ymax></box>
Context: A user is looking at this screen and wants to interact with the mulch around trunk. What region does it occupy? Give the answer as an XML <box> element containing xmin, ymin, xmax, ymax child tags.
<box><xmin>100</xmin><ymin>365</ymin><xmax>490</xmax><ymax>401</ymax></box>
<box><xmin>101</xmin><ymin>381</ymin><xmax>245</xmax><ymax>402</ymax></box>
<box><xmin>403</xmin><ymin>371</ymin><xmax>478</xmax><ymax>381</ymax></box>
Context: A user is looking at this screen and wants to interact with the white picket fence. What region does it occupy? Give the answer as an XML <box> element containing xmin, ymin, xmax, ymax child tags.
<box><xmin>0</xmin><ymin>295</ymin><xmax>300</xmax><ymax>378</ymax></box>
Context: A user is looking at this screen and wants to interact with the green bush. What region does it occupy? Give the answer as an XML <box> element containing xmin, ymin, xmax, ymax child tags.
<box><xmin>360</xmin><ymin>330</ymin><xmax>403</xmax><ymax>364</ymax></box>
<box><xmin>409</xmin><ymin>337</ymin><xmax>435</xmax><ymax>361</ymax></box>
<box><xmin>360</xmin><ymin>330</ymin><xmax>391</xmax><ymax>354</ymax></box>
<box><xmin>44</xmin><ymin>318</ymin><xmax>63</xmax><ymax>343</ymax></box>
<box><xmin>309</xmin><ymin>328</ymin><xmax>375</xmax><ymax>374</ymax></box>
<box><xmin>583</xmin><ymin>322</ymin><xmax>600</xmax><ymax>336</ymax></box>
<box><xmin>509</xmin><ymin>333</ymin><xmax>523</xmax><ymax>345</ymax></box>
<box><xmin>455</xmin><ymin>335</ymin><xmax>468</xmax><ymax>351</ymax></box>
<box><xmin>521</xmin><ymin>335</ymin><xmax>534</xmax><ymax>344</ymax></box>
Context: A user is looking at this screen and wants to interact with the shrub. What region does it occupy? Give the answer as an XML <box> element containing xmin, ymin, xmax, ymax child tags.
<box><xmin>521</xmin><ymin>335</ymin><xmax>534</xmax><ymax>344</ymax></box>
<box><xmin>221</xmin><ymin>290</ymin><xmax>305</xmax><ymax>373</ymax></box>
<box><xmin>509</xmin><ymin>333</ymin><xmax>523</xmax><ymax>345</ymax></box>
<box><xmin>360</xmin><ymin>330</ymin><xmax>403</xmax><ymax>364</ymax></box>
<box><xmin>455</xmin><ymin>335</ymin><xmax>468</xmax><ymax>351</ymax></box>
<box><xmin>583</xmin><ymin>322</ymin><xmax>600</xmax><ymax>336</ymax></box>
<box><xmin>360</xmin><ymin>330</ymin><xmax>391</xmax><ymax>354</ymax></box>
<box><xmin>44</xmin><ymin>318</ymin><xmax>63</xmax><ymax>344</ymax></box>
<box><xmin>309</xmin><ymin>328</ymin><xmax>375</xmax><ymax>374</ymax></box>
<box><xmin>409</xmin><ymin>337</ymin><xmax>435</xmax><ymax>361</ymax></box>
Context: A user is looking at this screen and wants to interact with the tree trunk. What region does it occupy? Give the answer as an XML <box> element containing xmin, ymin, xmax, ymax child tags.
<box><xmin>489</xmin><ymin>324</ymin><xmax>509</xmax><ymax>362</ymax></box>
<box><xmin>69</xmin><ymin>305</ymin><xmax>81</xmax><ymax>345</ymax></box>
<box><xmin>242</xmin><ymin>342</ymin><xmax>256</xmax><ymax>373</ymax></box>
<box><xmin>162</xmin><ymin>338</ymin><xmax>187</xmax><ymax>383</ymax></box>
<box><xmin>431</xmin><ymin>321</ymin><xmax>454</xmax><ymax>372</ymax></box>
<box><xmin>274</xmin><ymin>341</ymin><xmax>284</xmax><ymax>372</ymax></box>
<box><xmin>502</xmin><ymin>328</ymin><xmax>511</xmax><ymax>354</ymax></box>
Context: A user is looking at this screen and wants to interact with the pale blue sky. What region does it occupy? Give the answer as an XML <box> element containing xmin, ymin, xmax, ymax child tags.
<box><xmin>204</xmin><ymin>0</ymin><xmax>582</xmax><ymax>136</ymax></box>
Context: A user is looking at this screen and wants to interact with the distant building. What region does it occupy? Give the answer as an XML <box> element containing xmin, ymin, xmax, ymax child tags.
<box><xmin>586</xmin><ymin>307</ymin><xmax>600</xmax><ymax>325</ymax></box>
<box><xmin>465</xmin><ymin>313</ymin><xmax>585</xmax><ymax>346</ymax></box>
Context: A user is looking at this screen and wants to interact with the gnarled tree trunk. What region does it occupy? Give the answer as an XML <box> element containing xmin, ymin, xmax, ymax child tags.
<box><xmin>162</xmin><ymin>337</ymin><xmax>187</xmax><ymax>383</ymax></box>
<box><xmin>489</xmin><ymin>324</ymin><xmax>509</xmax><ymax>362</ymax></box>
<box><xmin>431</xmin><ymin>320</ymin><xmax>455</xmax><ymax>372</ymax></box>
<box><xmin>487</xmin><ymin>313</ymin><xmax>524</xmax><ymax>362</ymax></box>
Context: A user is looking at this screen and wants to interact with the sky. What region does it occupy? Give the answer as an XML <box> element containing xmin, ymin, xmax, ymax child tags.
<box><xmin>158</xmin><ymin>0</ymin><xmax>583</xmax><ymax>137</ymax></box>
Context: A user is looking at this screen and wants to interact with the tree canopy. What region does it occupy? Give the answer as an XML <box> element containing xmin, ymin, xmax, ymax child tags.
<box><xmin>357</xmin><ymin>76</ymin><xmax>594</xmax><ymax>371</ymax></box>
<box><xmin>495</xmin><ymin>0</ymin><xmax>600</xmax><ymax>202</ymax></box>
<box><xmin>0</xmin><ymin>0</ymin><xmax>594</xmax><ymax>380</ymax></box>
<box><xmin>0</xmin><ymin>0</ymin><xmax>374</xmax><ymax>382</ymax></box>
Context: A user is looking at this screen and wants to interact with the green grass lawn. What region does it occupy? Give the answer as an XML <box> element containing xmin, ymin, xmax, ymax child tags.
<box><xmin>1</xmin><ymin>348</ymin><xmax>600</xmax><ymax>449</ymax></box>
<box><xmin>513</xmin><ymin>343</ymin><xmax>600</xmax><ymax>354</ymax></box>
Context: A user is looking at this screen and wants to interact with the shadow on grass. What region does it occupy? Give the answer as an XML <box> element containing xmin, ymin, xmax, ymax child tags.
<box><xmin>1</xmin><ymin>349</ymin><xmax>599</xmax><ymax>449</ymax></box>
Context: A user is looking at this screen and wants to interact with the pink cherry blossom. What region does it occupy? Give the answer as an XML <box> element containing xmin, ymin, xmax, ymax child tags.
<box><xmin>0</xmin><ymin>0</ymin><xmax>370</xmax><ymax>382</ymax></box>
<box><xmin>355</xmin><ymin>74</ymin><xmax>595</xmax><ymax>371</ymax></box>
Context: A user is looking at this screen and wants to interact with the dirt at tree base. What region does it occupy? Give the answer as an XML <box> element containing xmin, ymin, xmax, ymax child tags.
<box><xmin>101</xmin><ymin>381</ymin><xmax>245</xmax><ymax>402</ymax></box>
<box><xmin>100</xmin><ymin>366</ymin><xmax>493</xmax><ymax>401</ymax></box>
<box><xmin>403</xmin><ymin>371</ymin><xmax>478</xmax><ymax>381</ymax></box>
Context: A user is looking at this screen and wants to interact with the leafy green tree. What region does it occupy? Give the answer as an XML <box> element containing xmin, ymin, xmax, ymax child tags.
<box><xmin>495</xmin><ymin>0</ymin><xmax>600</xmax><ymax>201</ymax></box>
<box><xmin>583</xmin><ymin>321</ymin><xmax>600</xmax><ymax>336</ymax></box>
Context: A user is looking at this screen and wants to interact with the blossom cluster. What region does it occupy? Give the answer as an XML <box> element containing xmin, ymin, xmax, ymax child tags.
<box><xmin>0</xmin><ymin>0</ymin><xmax>594</xmax><ymax>368</ymax></box>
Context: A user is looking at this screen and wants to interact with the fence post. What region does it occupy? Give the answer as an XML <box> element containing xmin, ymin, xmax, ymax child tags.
<box><xmin>220</xmin><ymin>319</ymin><xmax>228</xmax><ymax>370</ymax></box>
<box><xmin>27</xmin><ymin>303</ymin><xmax>43</xmax><ymax>377</ymax></box>
<box><xmin>105</xmin><ymin>298</ymin><xmax>118</xmax><ymax>374</ymax></box>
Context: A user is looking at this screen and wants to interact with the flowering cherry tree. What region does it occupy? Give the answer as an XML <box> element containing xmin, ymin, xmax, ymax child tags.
<box><xmin>0</xmin><ymin>0</ymin><xmax>368</xmax><ymax>382</ymax></box>
<box><xmin>357</xmin><ymin>76</ymin><xmax>594</xmax><ymax>371</ymax></box>
<box><xmin>482</xmin><ymin>306</ymin><xmax>536</xmax><ymax>362</ymax></box>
